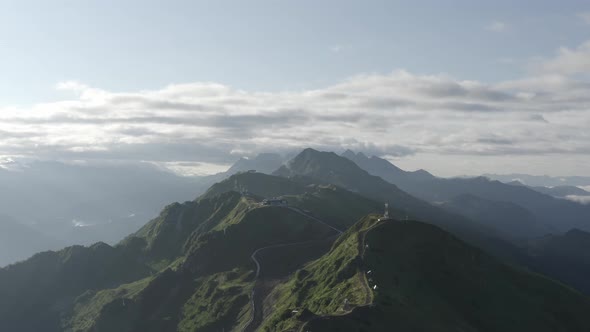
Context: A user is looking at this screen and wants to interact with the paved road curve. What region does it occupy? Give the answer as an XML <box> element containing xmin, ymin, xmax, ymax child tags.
<box><xmin>243</xmin><ymin>206</ymin><xmax>343</xmax><ymax>332</ymax></box>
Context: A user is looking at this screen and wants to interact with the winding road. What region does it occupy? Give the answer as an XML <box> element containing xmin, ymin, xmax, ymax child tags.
<box><xmin>243</xmin><ymin>206</ymin><xmax>343</xmax><ymax>332</ymax></box>
<box><xmin>297</xmin><ymin>218</ymin><xmax>390</xmax><ymax>332</ymax></box>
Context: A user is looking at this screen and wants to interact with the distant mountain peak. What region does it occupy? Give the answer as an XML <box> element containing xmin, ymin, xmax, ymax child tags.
<box><xmin>340</xmin><ymin>149</ymin><xmax>435</xmax><ymax>184</ymax></box>
<box><xmin>341</xmin><ymin>149</ymin><xmax>369</xmax><ymax>161</ymax></box>
<box><xmin>565</xmin><ymin>228</ymin><xmax>590</xmax><ymax>239</ymax></box>
<box><xmin>341</xmin><ymin>149</ymin><xmax>356</xmax><ymax>159</ymax></box>
<box><xmin>507</xmin><ymin>180</ymin><xmax>526</xmax><ymax>186</ymax></box>
<box><xmin>225</xmin><ymin>152</ymin><xmax>284</xmax><ymax>175</ymax></box>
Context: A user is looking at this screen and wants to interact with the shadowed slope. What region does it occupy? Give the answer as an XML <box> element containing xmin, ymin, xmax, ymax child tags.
<box><xmin>264</xmin><ymin>216</ymin><xmax>590</xmax><ymax>332</ymax></box>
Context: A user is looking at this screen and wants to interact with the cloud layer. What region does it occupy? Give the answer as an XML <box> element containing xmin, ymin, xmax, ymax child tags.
<box><xmin>1</xmin><ymin>42</ymin><xmax>590</xmax><ymax>176</ymax></box>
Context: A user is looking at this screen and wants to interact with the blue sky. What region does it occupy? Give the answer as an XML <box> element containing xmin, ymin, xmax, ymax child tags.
<box><xmin>1</xmin><ymin>0</ymin><xmax>588</xmax><ymax>104</ymax></box>
<box><xmin>1</xmin><ymin>0</ymin><xmax>590</xmax><ymax>177</ymax></box>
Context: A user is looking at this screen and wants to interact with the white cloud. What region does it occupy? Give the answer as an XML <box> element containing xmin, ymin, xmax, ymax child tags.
<box><xmin>565</xmin><ymin>195</ymin><xmax>590</xmax><ymax>205</ymax></box>
<box><xmin>156</xmin><ymin>161</ymin><xmax>232</xmax><ymax>177</ymax></box>
<box><xmin>330</xmin><ymin>45</ymin><xmax>343</xmax><ymax>53</ymax></box>
<box><xmin>486</xmin><ymin>21</ymin><xmax>508</xmax><ymax>32</ymax></box>
<box><xmin>531</xmin><ymin>40</ymin><xmax>590</xmax><ymax>75</ymax></box>
<box><xmin>578</xmin><ymin>12</ymin><xmax>590</xmax><ymax>24</ymax></box>
<box><xmin>2</xmin><ymin>42</ymin><xmax>590</xmax><ymax>176</ymax></box>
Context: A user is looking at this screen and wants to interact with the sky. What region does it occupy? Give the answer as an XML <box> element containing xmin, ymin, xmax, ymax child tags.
<box><xmin>1</xmin><ymin>0</ymin><xmax>590</xmax><ymax>177</ymax></box>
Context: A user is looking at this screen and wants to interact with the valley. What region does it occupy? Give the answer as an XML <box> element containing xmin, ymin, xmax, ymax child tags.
<box><xmin>1</xmin><ymin>148</ymin><xmax>590</xmax><ymax>332</ymax></box>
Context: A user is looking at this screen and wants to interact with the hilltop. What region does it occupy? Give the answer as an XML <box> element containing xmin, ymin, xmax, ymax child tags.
<box><xmin>264</xmin><ymin>216</ymin><xmax>590</xmax><ymax>332</ymax></box>
<box><xmin>1</xmin><ymin>148</ymin><xmax>590</xmax><ymax>331</ymax></box>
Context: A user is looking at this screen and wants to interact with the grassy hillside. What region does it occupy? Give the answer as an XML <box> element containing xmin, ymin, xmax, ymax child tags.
<box><xmin>182</xmin><ymin>205</ymin><xmax>337</xmax><ymax>275</ymax></box>
<box><xmin>0</xmin><ymin>242</ymin><xmax>151</xmax><ymax>332</ymax></box>
<box><xmin>267</xmin><ymin>217</ymin><xmax>590</xmax><ymax>332</ymax></box>
<box><xmin>199</xmin><ymin>172</ymin><xmax>389</xmax><ymax>231</ymax></box>
<box><xmin>61</xmin><ymin>196</ymin><xmax>338</xmax><ymax>331</ymax></box>
<box><xmin>202</xmin><ymin>172</ymin><xmax>307</xmax><ymax>200</ymax></box>
<box><xmin>119</xmin><ymin>191</ymin><xmax>247</xmax><ymax>264</ymax></box>
<box><xmin>282</xmin><ymin>184</ymin><xmax>385</xmax><ymax>230</ymax></box>
<box><xmin>4</xmin><ymin>163</ymin><xmax>590</xmax><ymax>332</ymax></box>
<box><xmin>260</xmin><ymin>215</ymin><xmax>380</xmax><ymax>331</ymax></box>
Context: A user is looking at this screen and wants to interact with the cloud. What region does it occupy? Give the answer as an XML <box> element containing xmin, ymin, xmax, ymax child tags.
<box><xmin>565</xmin><ymin>195</ymin><xmax>590</xmax><ymax>205</ymax></box>
<box><xmin>2</xmin><ymin>43</ymin><xmax>590</xmax><ymax>176</ymax></box>
<box><xmin>486</xmin><ymin>21</ymin><xmax>508</xmax><ymax>32</ymax></box>
<box><xmin>578</xmin><ymin>12</ymin><xmax>590</xmax><ymax>24</ymax></box>
<box><xmin>531</xmin><ymin>40</ymin><xmax>590</xmax><ymax>75</ymax></box>
<box><xmin>330</xmin><ymin>45</ymin><xmax>343</xmax><ymax>53</ymax></box>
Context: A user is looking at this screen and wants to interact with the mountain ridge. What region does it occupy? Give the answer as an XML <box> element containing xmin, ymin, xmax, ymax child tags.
<box><xmin>2</xmin><ymin>148</ymin><xmax>590</xmax><ymax>331</ymax></box>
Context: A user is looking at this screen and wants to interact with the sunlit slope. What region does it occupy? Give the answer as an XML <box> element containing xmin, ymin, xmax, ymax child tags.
<box><xmin>199</xmin><ymin>171</ymin><xmax>388</xmax><ymax>230</ymax></box>
<box><xmin>263</xmin><ymin>217</ymin><xmax>590</xmax><ymax>332</ymax></box>
<box><xmin>64</xmin><ymin>199</ymin><xmax>337</xmax><ymax>332</ymax></box>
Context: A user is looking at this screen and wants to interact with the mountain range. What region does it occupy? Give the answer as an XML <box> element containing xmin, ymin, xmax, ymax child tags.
<box><xmin>483</xmin><ymin>173</ymin><xmax>590</xmax><ymax>188</ymax></box>
<box><xmin>1</xmin><ymin>148</ymin><xmax>590</xmax><ymax>331</ymax></box>
<box><xmin>0</xmin><ymin>154</ymin><xmax>288</xmax><ymax>267</ymax></box>
<box><xmin>341</xmin><ymin>150</ymin><xmax>590</xmax><ymax>235</ymax></box>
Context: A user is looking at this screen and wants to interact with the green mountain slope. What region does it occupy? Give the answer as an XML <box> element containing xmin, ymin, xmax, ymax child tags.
<box><xmin>263</xmin><ymin>216</ymin><xmax>590</xmax><ymax>332</ymax></box>
<box><xmin>75</xmin><ymin>193</ymin><xmax>338</xmax><ymax>332</ymax></box>
<box><xmin>2</xmin><ymin>157</ymin><xmax>590</xmax><ymax>332</ymax></box>
<box><xmin>202</xmin><ymin>172</ymin><xmax>307</xmax><ymax>200</ymax></box>
<box><xmin>0</xmin><ymin>242</ymin><xmax>151</xmax><ymax>332</ymax></box>
<box><xmin>119</xmin><ymin>191</ymin><xmax>247</xmax><ymax>265</ymax></box>
<box><xmin>199</xmin><ymin>171</ymin><xmax>388</xmax><ymax>231</ymax></box>
<box><xmin>0</xmin><ymin>183</ymin><xmax>348</xmax><ymax>332</ymax></box>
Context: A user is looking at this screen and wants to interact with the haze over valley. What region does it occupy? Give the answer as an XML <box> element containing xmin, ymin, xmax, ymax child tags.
<box><xmin>2</xmin><ymin>1</ymin><xmax>590</xmax><ymax>331</ymax></box>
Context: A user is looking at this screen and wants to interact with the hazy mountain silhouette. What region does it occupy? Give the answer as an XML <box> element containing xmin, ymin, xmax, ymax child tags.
<box><xmin>342</xmin><ymin>151</ymin><xmax>590</xmax><ymax>234</ymax></box>
<box><xmin>527</xmin><ymin>228</ymin><xmax>590</xmax><ymax>295</ymax></box>
<box><xmin>441</xmin><ymin>194</ymin><xmax>552</xmax><ymax>239</ymax></box>
<box><xmin>484</xmin><ymin>173</ymin><xmax>590</xmax><ymax>187</ymax></box>
<box><xmin>0</xmin><ymin>215</ymin><xmax>63</xmax><ymax>267</ymax></box>
<box><xmin>2</xmin><ymin>177</ymin><xmax>590</xmax><ymax>331</ymax></box>
<box><xmin>0</xmin><ymin>161</ymin><xmax>206</xmax><ymax>265</ymax></box>
<box><xmin>530</xmin><ymin>185</ymin><xmax>590</xmax><ymax>198</ymax></box>
<box><xmin>275</xmin><ymin>148</ymin><xmax>527</xmax><ymax>264</ymax></box>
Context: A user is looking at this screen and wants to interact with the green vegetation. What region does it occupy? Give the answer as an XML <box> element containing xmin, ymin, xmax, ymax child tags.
<box><xmin>183</xmin><ymin>205</ymin><xmax>336</xmax><ymax>275</ymax></box>
<box><xmin>300</xmin><ymin>219</ymin><xmax>590</xmax><ymax>332</ymax></box>
<box><xmin>178</xmin><ymin>269</ymin><xmax>252</xmax><ymax>332</ymax></box>
<box><xmin>0</xmin><ymin>242</ymin><xmax>151</xmax><ymax>332</ymax></box>
<box><xmin>119</xmin><ymin>191</ymin><xmax>247</xmax><ymax>262</ymax></box>
<box><xmin>283</xmin><ymin>185</ymin><xmax>385</xmax><ymax>230</ymax></box>
<box><xmin>260</xmin><ymin>215</ymin><xmax>380</xmax><ymax>331</ymax></box>
<box><xmin>3</xmin><ymin>150</ymin><xmax>590</xmax><ymax>332</ymax></box>
<box><xmin>202</xmin><ymin>172</ymin><xmax>306</xmax><ymax>200</ymax></box>
<box><xmin>65</xmin><ymin>276</ymin><xmax>154</xmax><ymax>331</ymax></box>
